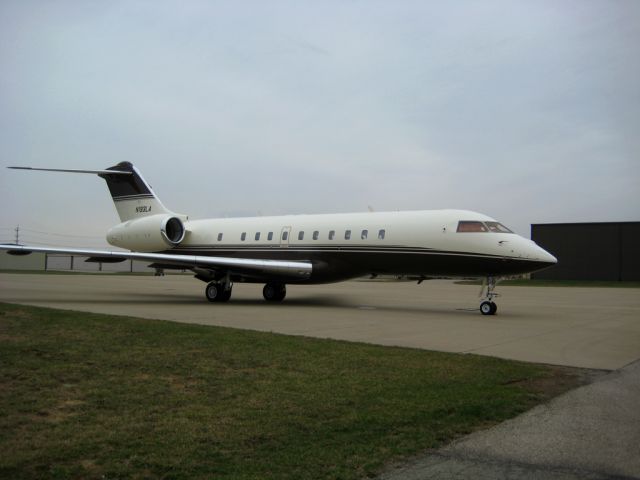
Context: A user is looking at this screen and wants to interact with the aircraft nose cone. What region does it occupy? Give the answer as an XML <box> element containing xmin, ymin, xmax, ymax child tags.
<box><xmin>544</xmin><ymin>251</ymin><xmax>558</xmax><ymax>265</ymax></box>
<box><xmin>522</xmin><ymin>238</ymin><xmax>557</xmax><ymax>267</ymax></box>
<box><xmin>535</xmin><ymin>245</ymin><xmax>557</xmax><ymax>265</ymax></box>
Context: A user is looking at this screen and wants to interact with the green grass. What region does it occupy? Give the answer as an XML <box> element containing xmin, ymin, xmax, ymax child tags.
<box><xmin>0</xmin><ymin>303</ymin><xmax>575</xmax><ymax>480</ymax></box>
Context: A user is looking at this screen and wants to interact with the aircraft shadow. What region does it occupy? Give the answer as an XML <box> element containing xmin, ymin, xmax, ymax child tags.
<box><xmin>9</xmin><ymin>294</ymin><xmax>521</xmax><ymax>319</ymax></box>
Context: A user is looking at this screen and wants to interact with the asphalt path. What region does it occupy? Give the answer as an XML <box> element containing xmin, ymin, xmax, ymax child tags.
<box><xmin>378</xmin><ymin>359</ymin><xmax>640</xmax><ymax>479</ymax></box>
<box><xmin>0</xmin><ymin>273</ymin><xmax>639</xmax><ymax>370</ymax></box>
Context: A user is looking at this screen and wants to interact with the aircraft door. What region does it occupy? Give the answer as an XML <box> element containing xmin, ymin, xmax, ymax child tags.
<box><xmin>280</xmin><ymin>226</ymin><xmax>291</xmax><ymax>247</ymax></box>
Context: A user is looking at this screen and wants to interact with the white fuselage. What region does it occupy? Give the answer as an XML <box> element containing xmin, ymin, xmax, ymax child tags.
<box><xmin>108</xmin><ymin>209</ymin><xmax>556</xmax><ymax>283</ymax></box>
<box><xmin>183</xmin><ymin>210</ymin><xmax>547</xmax><ymax>260</ymax></box>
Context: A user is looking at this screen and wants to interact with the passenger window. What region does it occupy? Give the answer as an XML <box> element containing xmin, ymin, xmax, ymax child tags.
<box><xmin>313</xmin><ymin>231</ymin><xmax>319</xmax><ymax>240</ymax></box>
<box><xmin>282</xmin><ymin>231</ymin><xmax>289</xmax><ymax>241</ymax></box>
<box><xmin>345</xmin><ymin>230</ymin><xmax>351</xmax><ymax>240</ymax></box>
<box><xmin>378</xmin><ymin>229</ymin><xmax>385</xmax><ymax>240</ymax></box>
<box><xmin>456</xmin><ymin>221</ymin><xmax>488</xmax><ymax>233</ymax></box>
<box><xmin>361</xmin><ymin>229</ymin><xmax>368</xmax><ymax>240</ymax></box>
<box><xmin>268</xmin><ymin>232</ymin><xmax>273</xmax><ymax>241</ymax></box>
<box><xmin>241</xmin><ymin>232</ymin><xmax>247</xmax><ymax>241</ymax></box>
<box><xmin>255</xmin><ymin>232</ymin><xmax>260</xmax><ymax>241</ymax></box>
<box><xmin>329</xmin><ymin>230</ymin><xmax>335</xmax><ymax>240</ymax></box>
<box><xmin>298</xmin><ymin>231</ymin><xmax>304</xmax><ymax>241</ymax></box>
<box><xmin>217</xmin><ymin>233</ymin><xmax>223</xmax><ymax>241</ymax></box>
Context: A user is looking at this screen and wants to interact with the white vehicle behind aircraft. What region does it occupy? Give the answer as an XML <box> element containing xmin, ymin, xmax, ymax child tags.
<box><xmin>1</xmin><ymin>163</ymin><xmax>557</xmax><ymax>314</ymax></box>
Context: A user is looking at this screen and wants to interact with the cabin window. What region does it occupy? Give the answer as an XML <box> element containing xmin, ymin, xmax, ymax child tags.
<box><xmin>298</xmin><ymin>231</ymin><xmax>304</xmax><ymax>241</ymax></box>
<box><xmin>361</xmin><ymin>229</ymin><xmax>368</xmax><ymax>240</ymax></box>
<box><xmin>217</xmin><ymin>233</ymin><xmax>223</xmax><ymax>241</ymax></box>
<box><xmin>255</xmin><ymin>232</ymin><xmax>261</xmax><ymax>241</ymax></box>
<box><xmin>329</xmin><ymin>230</ymin><xmax>335</xmax><ymax>240</ymax></box>
<box><xmin>378</xmin><ymin>229</ymin><xmax>385</xmax><ymax>240</ymax></box>
<box><xmin>241</xmin><ymin>232</ymin><xmax>247</xmax><ymax>241</ymax></box>
<box><xmin>485</xmin><ymin>221</ymin><xmax>514</xmax><ymax>233</ymax></box>
<box><xmin>313</xmin><ymin>231</ymin><xmax>319</xmax><ymax>240</ymax></box>
<box><xmin>282</xmin><ymin>231</ymin><xmax>289</xmax><ymax>241</ymax></box>
<box><xmin>345</xmin><ymin>230</ymin><xmax>351</xmax><ymax>240</ymax></box>
<box><xmin>456</xmin><ymin>221</ymin><xmax>488</xmax><ymax>233</ymax></box>
<box><xmin>268</xmin><ymin>232</ymin><xmax>273</xmax><ymax>241</ymax></box>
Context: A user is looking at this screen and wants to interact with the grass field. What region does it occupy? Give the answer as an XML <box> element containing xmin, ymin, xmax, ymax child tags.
<box><xmin>0</xmin><ymin>303</ymin><xmax>583</xmax><ymax>479</ymax></box>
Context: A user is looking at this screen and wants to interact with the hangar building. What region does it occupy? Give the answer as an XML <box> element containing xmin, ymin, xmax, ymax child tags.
<box><xmin>531</xmin><ymin>222</ymin><xmax>640</xmax><ymax>281</ymax></box>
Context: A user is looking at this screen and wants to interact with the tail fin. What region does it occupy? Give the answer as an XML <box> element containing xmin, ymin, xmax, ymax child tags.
<box><xmin>98</xmin><ymin>162</ymin><xmax>173</xmax><ymax>222</ymax></box>
<box><xmin>8</xmin><ymin>162</ymin><xmax>177</xmax><ymax>222</ymax></box>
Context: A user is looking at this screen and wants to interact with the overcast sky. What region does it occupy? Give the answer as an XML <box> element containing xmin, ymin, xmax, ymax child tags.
<box><xmin>1</xmin><ymin>0</ymin><xmax>638</xmax><ymax>247</ymax></box>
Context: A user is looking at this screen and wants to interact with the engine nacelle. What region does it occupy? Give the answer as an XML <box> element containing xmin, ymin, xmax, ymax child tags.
<box><xmin>107</xmin><ymin>214</ymin><xmax>186</xmax><ymax>252</ymax></box>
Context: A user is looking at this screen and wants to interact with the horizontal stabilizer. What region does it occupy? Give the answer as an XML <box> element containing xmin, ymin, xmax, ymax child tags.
<box><xmin>8</xmin><ymin>166</ymin><xmax>132</xmax><ymax>175</ymax></box>
<box><xmin>7</xmin><ymin>162</ymin><xmax>176</xmax><ymax>223</ymax></box>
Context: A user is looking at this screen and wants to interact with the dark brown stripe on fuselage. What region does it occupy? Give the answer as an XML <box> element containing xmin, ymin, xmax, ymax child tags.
<box><xmin>161</xmin><ymin>245</ymin><xmax>551</xmax><ymax>283</ymax></box>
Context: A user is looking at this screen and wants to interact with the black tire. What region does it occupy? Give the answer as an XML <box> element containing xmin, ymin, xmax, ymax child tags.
<box><xmin>263</xmin><ymin>283</ymin><xmax>286</xmax><ymax>302</ymax></box>
<box><xmin>218</xmin><ymin>287</ymin><xmax>232</xmax><ymax>302</ymax></box>
<box><xmin>489</xmin><ymin>302</ymin><xmax>497</xmax><ymax>315</ymax></box>
<box><xmin>480</xmin><ymin>301</ymin><xmax>493</xmax><ymax>315</ymax></box>
<box><xmin>206</xmin><ymin>282</ymin><xmax>232</xmax><ymax>302</ymax></box>
<box><xmin>205</xmin><ymin>282</ymin><xmax>221</xmax><ymax>302</ymax></box>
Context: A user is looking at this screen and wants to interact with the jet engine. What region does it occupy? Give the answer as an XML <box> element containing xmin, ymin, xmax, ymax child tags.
<box><xmin>107</xmin><ymin>214</ymin><xmax>187</xmax><ymax>251</ymax></box>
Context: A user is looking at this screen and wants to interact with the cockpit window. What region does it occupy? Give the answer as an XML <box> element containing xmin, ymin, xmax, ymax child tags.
<box><xmin>485</xmin><ymin>221</ymin><xmax>513</xmax><ymax>233</ymax></box>
<box><xmin>457</xmin><ymin>221</ymin><xmax>488</xmax><ymax>233</ymax></box>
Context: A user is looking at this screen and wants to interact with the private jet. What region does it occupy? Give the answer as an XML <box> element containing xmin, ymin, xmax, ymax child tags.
<box><xmin>1</xmin><ymin>163</ymin><xmax>557</xmax><ymax>314</ymax></box>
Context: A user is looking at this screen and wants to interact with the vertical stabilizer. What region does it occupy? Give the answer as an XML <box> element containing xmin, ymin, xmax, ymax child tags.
<box><xmin>98</xmin><ymin>162</ymin><xmax>172</xmax><ymax>222</ymax></box>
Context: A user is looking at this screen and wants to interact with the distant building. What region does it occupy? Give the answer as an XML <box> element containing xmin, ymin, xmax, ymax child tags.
<box><xmin>531</xmin><ymin>222</ymin><xmax>640</xmax><ymax>281</ymax></box>
<box><xmin>0</xmin><ymin>251</ymin><xmax>154</xmax><ymax>273</ymax></box>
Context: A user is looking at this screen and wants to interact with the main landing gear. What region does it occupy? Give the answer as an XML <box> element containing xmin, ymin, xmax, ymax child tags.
<box><xmin>479</xmin><ymin>276</ymin><xmax>499</xmax><ymax>315</ymax></box>
<box><xmin>204</xmin><ymin>281</ymin><xmax>287</xmax><ymax>303</ymax></box>
<box><xmin>205</xmin><ymin>280</ymin><xmax>232</xmax><ymax>302</ymax></box>
<box><xmin>263</xmin><ymin>283</ymin><xmax>286</xmax><ymax>302</ymax></box>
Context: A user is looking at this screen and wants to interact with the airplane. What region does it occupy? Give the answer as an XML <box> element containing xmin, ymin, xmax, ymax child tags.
<box><xmin>1</xmin><ymin>162</ymin><xmax>557</xmax><ymax>315</ymax></box>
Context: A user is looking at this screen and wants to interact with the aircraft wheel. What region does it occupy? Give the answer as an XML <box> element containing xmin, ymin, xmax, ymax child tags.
<box><xmin>206</xmin><ymin>282</ymin><xmax>233</xmax><ymax>302</ymax></box>
<box><xmin>490</xmin><ymin>301</ymin><xmax>497</xmax><ymax>315</ymax></box>
<box><xmin>218</xmin><ymin>286</ymin><xmax>232</xmax><ymax>302</ymax></box>
<box><xmin>263</xmin><ymin>283</ymin><xmax>286</xmax><ymax>302</ymax></box>
<box><xmin>480</xmin><ymin>301</ymin><xmax>494</xmax><ymax>315</ymax></box>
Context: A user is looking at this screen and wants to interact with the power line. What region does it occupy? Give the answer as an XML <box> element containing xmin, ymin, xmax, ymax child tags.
<box><xmin>0</xmin><ymin>226</ymin><xmax>103</xmax><ymax>239</ymax></box>
<box><xmin>8</xmin><ymin>239</ymin><xmax>110</xmax><ymax>248</ymax></box>
<box><xmin>1</xmin><ymin>226</ymin><xmax>108</xmax><ymax>248</ymax></box>
<box><xmin>16</xmin><ymin>228</ymin><xmax>103</xmax><ymax>239</ymax></box>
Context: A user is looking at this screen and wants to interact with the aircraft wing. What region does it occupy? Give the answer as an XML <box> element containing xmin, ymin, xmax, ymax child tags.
<box><xmin>0</xmin><ymin>244</ymin><xmax>312</xmax><ymax>279</ymax></box>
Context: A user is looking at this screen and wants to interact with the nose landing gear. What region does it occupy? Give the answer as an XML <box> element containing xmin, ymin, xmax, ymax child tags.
<box><xmin>480</xmin><ymin>300</ymin><xmax>497</xmax><ymax>315</ymax></box>
<box><xmin>479</xmin><ymin>276</ymin><xmax>499</xmax><ymax>315</ymax></box>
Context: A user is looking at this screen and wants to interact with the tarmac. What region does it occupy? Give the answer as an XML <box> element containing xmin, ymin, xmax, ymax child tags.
<box><xmin>0</xmin><ymin>273</ymin><xmax>638</xmax><ymax>370</ymax></box>
<box><xmin>1</xmin><ymin>273</ymin><xmax>639</xmax><ymax>479</ymax></box>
